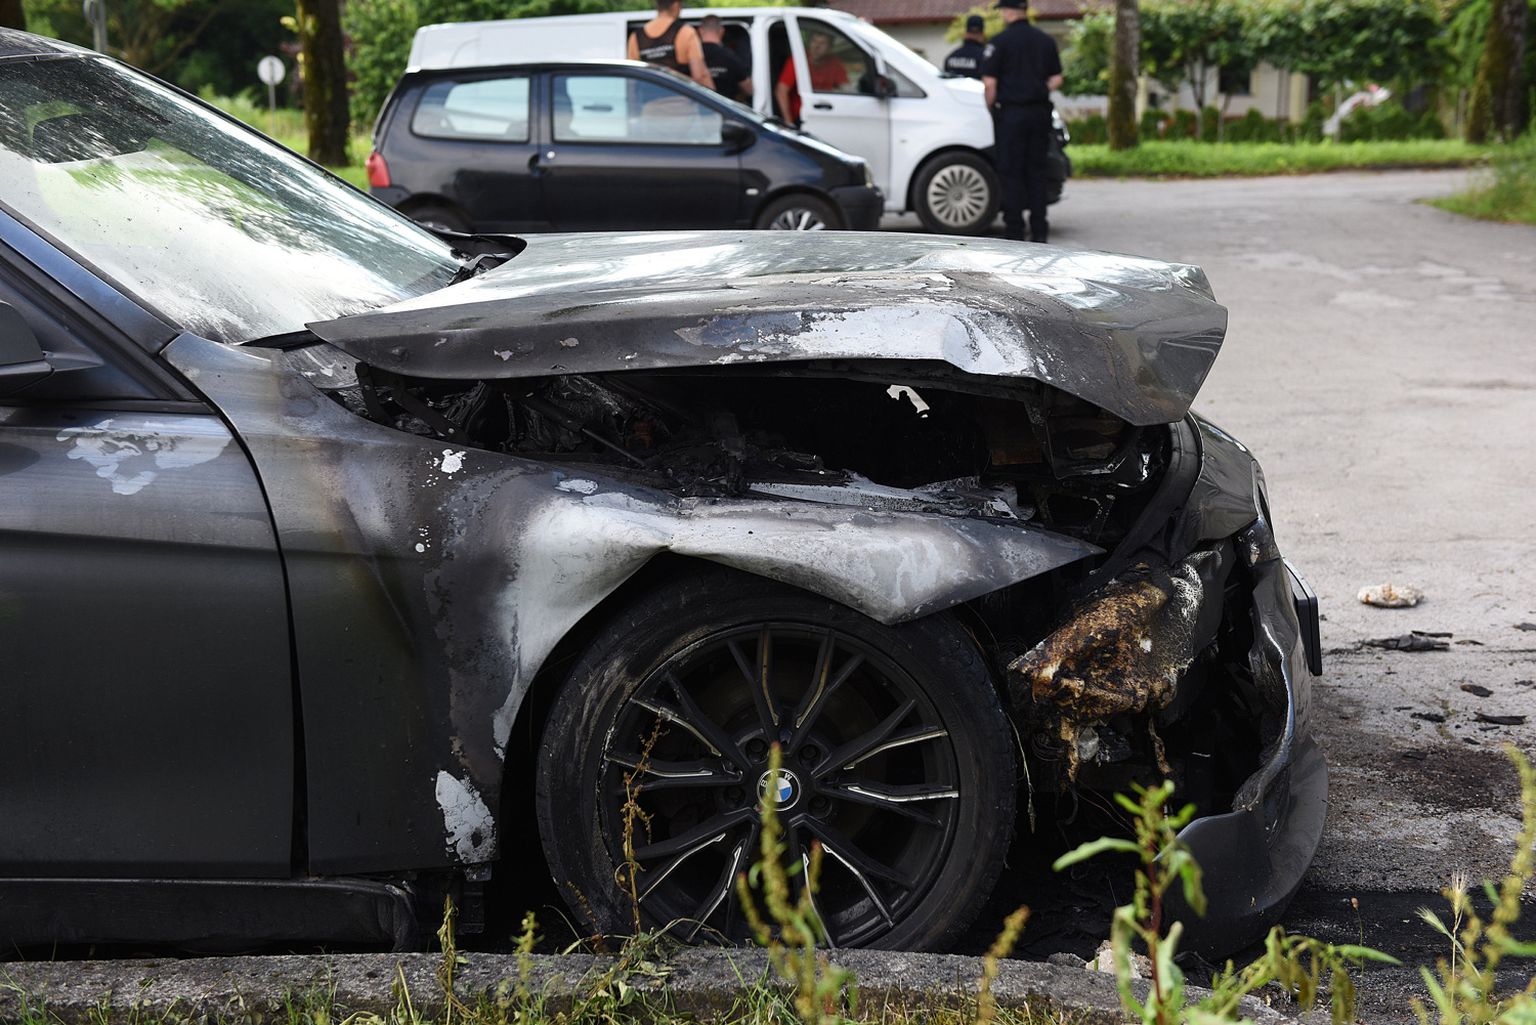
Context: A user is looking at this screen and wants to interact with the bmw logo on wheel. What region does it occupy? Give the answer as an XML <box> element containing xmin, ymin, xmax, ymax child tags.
<box><xmin>757</xmin><ymin>768</ymin><xmax>800</xmax><ymax>811</ymax></box>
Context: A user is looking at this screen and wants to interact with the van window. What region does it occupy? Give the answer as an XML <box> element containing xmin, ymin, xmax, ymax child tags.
<box><xmin>796</xmin><ymin>19</ymin><xmax>875</xmax><ymax>96</ymax></box>
<box><xmin>412</xmin><ymin>76</ymin><xmax>531</xmax><ymax>141</ymax></box>
<box><xmin>553</xmin><ymin>74</ymin><xmax>722</xmax><ymax>145</ymax></box>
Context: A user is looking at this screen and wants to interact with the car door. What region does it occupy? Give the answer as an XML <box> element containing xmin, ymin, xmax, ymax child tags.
<box><xmin>0</xmin><ymin>225</ymin><xmax>294</xmax><ymax>878</ymax></box>
<box><xmin>403</xmin><ymin>71</ymin><xmax>546</xmax><ymax>232</ymax></box>
<box><xmin>785</xmin><ymin>14</ymin><xmax>892</xmax><ymax>193</ymax></box>
<box><xmin>539</xmin><ymin>70</ymin><xmax>742</xmax><ymax>229</ymax></box>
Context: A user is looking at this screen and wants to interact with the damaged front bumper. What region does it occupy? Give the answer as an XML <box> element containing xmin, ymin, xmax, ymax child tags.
<box><xmin>1011</xmin><ymin>415</ymin><xmax>1327</xmax><ymax>956</ymax></box>
<box><xmin>1172</xmin><ymin>552</ymin><xmax>1327</xmax><ymax>955</ymax></box>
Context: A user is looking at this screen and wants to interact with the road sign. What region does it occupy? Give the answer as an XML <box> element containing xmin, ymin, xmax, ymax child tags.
<box><xmin>257</xmin><ymin>57</ymin><xmax>286</xmax><ymax>137</ymax></box>
<box><xmin>257</xmin><ymin>56</ymin><xmax>286</xmax><ymax>87</ymax></box>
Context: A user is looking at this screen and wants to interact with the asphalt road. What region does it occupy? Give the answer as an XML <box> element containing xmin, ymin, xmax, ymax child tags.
<box><xmin>896</xmin><ymin>170</ymin><xmax>1536</xmax><ymax>1018</ymax></box>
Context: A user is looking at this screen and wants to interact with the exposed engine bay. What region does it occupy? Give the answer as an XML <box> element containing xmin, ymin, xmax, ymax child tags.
<box><xmin>298</xmin><ymin>347</ymin><xmax>1272</xmax><ymax>821</ymax></box>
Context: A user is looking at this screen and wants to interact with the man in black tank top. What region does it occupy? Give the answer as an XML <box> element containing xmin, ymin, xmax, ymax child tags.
<box><xmin>628</xmin><ymin>0</ymin><xmax>714</xmax><ymax>90</ymax></box>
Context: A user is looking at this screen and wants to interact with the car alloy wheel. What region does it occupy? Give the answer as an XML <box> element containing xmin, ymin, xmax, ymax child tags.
<box><xmin>599</xmin><ymin>623</ymin><xmax>961</xmax><ymax>947</ymax></box>
<box><xmin>768</xmin><ymin>207</ymin><xmax>830</xmax><ymax>231</ymax></box>
<box><xmin>924</xmin><ymin>164</ymin><xmax>991</xmax><ymax>230</ymax></box>
<box><xmin>535</xmin><ymin>569</ymin><xmax>1016</xmax><ymax>952</ymax></box>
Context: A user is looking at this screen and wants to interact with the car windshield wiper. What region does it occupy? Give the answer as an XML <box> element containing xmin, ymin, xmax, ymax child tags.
<box><xmin>449</xmin><ymin>252</ymin><xmax>503</xmax><ymax>285</ymax></box>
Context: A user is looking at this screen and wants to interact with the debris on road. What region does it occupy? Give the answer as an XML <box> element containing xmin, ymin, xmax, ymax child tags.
<box><xmin>1515</xmin><ymin>622</ymin><xmax>1536</xmax><ymax>632</ymax></box>
<box><xmin>1364</xmin><ymin>631</ymin><xmax>1452</xmax><ymax>652</ymax></box>
<box><xmin>1474</xmin><ymin>712</ymin><xmax>1528</xmax><ymax>726</ymax></box>
<box><xmin>1411</xmin><ymin>711</ymin><xmax>1447</xmax><ymax>723</ymax></box>
<box><xmin>1460</xmin><ymin>683</ymin><xmax>1494</xmax><ymax>698</ymax></box>
<box><xmin>1358</xmin><ymin>582</ymin><xmax>1424</xmax><ymax>608</ymax></box>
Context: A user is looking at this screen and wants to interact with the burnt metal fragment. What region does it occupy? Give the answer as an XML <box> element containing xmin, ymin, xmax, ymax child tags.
<box><xmin>1475</xmin><ymin>712</ymin><xmax>1528</xmax><ymax>726</ymax></box>
<box><xmin>1364</xmin><ymin>632</ymin><xmax>1452</xmax><ymax>652</ymax></box>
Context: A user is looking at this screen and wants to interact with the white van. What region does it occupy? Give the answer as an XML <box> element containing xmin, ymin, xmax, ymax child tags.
<box><xmin>407</xmin><ymin>7</ymin><xmax>1070</xmax><ymax>235</ymax></box>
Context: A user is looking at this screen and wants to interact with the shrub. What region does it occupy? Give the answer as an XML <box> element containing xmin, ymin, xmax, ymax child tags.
<box><xmin>1140</xmin><ymin>107</ymin><xmax>1171</xmax><ymax>140</ymax></box>
<box><xmin>1299</xmin><ymin>99</ymin><xmax>1328</xmax><ymax>142</ymax></box>
<box><xmin>1339</xmin><ymin>99</ymin><xmax>1446</xmax><ymax>141</ymax></box>
<box><xmin>1170</xmin><ymin>108</ymin><xmax>1199</xmax><ymax>139</ymax></box>
<box><xmin>1068</xmin><ymin>113</ymin><xmax>1109</xmax><ymax>145</ymax></box>
<box><xmin>1200</xmin><ymin>105</ymin><xmax>1220</xmax><ymax>141</ymax></box>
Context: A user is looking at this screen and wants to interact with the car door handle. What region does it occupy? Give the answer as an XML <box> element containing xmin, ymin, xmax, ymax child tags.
<box><xmin>529</xmin><ymin>151</ymin><xmax>554</xmax><ymax>177</ymax></box>
<box><xmin>813</xmin><ymin>102</ymin><xmax>833</xmax><ymax>110</ymax></box>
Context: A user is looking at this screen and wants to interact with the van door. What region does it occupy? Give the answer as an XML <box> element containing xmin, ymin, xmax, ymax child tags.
<box><xmin>783</xmin><ymin>13</ymin><xmax>891</xmax><ymax>194</ymax></box>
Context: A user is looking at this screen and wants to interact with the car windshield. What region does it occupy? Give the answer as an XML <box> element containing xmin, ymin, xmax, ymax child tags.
<box><xmin>0</xmin><ymin>55</ymin><xmax>462</xmax><ymax>343</ymax></box>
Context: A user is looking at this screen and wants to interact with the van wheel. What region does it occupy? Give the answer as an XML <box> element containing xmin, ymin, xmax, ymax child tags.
<box><xmin>913</xmin><ymin>153</ymin><xmax>998</xmax><ymax>235</ymax></box>
<box><xmin>756</xmin><ymin>194</ymin><xmax>840</xmax><ymax>231</ymax></box>
<box><xmin>406</xmin><ymin>204</ymin><xmax>470</xmax><ymax>234</ymax></box>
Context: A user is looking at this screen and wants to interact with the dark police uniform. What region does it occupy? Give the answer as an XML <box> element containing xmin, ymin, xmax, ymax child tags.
<box><xmin>702</xmin><ymin>40</ymin><xmax>749</xmax><ymax>99</ymax></box>
<box><xmin>943</xmin><ymin>39</ymin><xmax>986</xmax><ymax>79</ymax></box>
<box><xmin>980</xmin><ymin>15</ymin><xmax>1061</xmax><ymax>241</ymax></box>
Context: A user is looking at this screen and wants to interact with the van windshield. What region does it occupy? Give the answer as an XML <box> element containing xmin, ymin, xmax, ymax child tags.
<box><xmin>0</xmin><ymin>55</ymin><xmax>462</xmax><ymax>344</ymax></box>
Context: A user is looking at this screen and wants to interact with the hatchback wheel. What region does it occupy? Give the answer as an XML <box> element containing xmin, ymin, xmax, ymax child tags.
<box><xmin>535</xmin><ymin>569</ymin><xmax>1016</xmax><ymax>950</ymax></box>
<box><xmin>913</xmin><ymin>153</ymin><xmax>999</xmax><ymax>235</ymax></box>
<box><xmin>755</xmin><ymin>194</ymin><xmax>840</xmax><ymax>231</ymax></box>
<box><xmin>405</xmin><ymin>203</ymin><xmax>469</xmax><ymax>234</ymax></box>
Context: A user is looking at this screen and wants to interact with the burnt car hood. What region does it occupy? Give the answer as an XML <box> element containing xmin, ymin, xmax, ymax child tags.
<box><xmin>308</xmin><ymin>232</ymin><xmax>1228</xmax><ymax>427</ymax></box>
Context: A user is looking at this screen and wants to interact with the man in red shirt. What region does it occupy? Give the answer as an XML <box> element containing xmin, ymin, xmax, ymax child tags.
<box><xmin>774</xmin><ymin>30</ymin><xmax>848</xmax><ymax>124</ymax></box>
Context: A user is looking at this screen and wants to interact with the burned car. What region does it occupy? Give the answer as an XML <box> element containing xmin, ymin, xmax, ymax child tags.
<box><xmin>0</xmin><ymin>30</ymin><xmax>1323</xmax><ymax>956</ymax></box>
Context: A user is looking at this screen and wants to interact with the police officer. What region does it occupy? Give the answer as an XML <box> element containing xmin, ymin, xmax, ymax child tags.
<box><xmin>980</xmin><ymin>0</ymin><xmax>1062</xmax><ymax>242</ymax></box>
<box><xmin>698</xmin><ymin>15</ymin><xmax>752</xmax><ymax>100</ymax></box>
<box><xmin>943</xmin><ymin>16</ymin><xmax>988</xmax><ymax>79</ymax></box>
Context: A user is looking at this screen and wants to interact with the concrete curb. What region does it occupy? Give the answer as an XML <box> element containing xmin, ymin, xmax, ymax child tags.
<box><xmin>0</xmin><ymin>949</ymin><xmax>1304</xmax><ymax>1024</ymax></box>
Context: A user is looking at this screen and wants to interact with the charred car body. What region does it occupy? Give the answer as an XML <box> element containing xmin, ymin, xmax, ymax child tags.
<box><xmin>0</xmin><ymin>31</ymin><xmax>1323</xmax><ymax>957</ymax></box>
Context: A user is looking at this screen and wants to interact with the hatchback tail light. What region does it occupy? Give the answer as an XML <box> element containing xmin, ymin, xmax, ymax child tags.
<box><xmin>365</xmin><ymin>151</ymin><xmax>390</xmax><ymax>188</ymax></box>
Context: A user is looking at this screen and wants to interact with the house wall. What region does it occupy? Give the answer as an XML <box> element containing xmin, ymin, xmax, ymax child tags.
<box><xmin>878</xmin><ymin>19</ymin><xmax>1076</xmax><ymax>68</ymax></box>
<box><xmin>1147</xmin><ymin>64</ymin><xmax>1309</xmax><ymax>121</ymax></box>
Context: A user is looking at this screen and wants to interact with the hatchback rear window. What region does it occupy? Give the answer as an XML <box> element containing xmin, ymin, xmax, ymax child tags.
<box><xmin>412</xmin><ymin>76</ymin><xmax>531</xmax><ymax>141</ymax></box>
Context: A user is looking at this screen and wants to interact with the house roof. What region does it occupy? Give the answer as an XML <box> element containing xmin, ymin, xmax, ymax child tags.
<box><xmin>829</xmin><ymin>0</ymin><xmax>1105</xmax><ymax>22</ymax></box>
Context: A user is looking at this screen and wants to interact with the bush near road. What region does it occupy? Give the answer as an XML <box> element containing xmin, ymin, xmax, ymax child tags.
<box><xmin>1431</xmin><ymin>135</ymin><xmax>1536</xmax><ymax>224</ymax></box>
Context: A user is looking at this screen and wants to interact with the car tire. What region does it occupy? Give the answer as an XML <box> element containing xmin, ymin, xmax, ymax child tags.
<box><xmin>754</xmin><ymin>194</ymin><xmax>842</xmax><ymax>231</ymax></box>
<box><xmin>535</xmin><ymin>567</ymin><xmax>1016</xmax><ymax>951</ymax></box>
<box><xmin>405</xmin><ymin>203</ymin><xmax>470</xmax><ymax>234</ymax></box>
<box><xmin>912</xmin><ymin>152</ymin><xmax>999</xmax><ymax>235</ymax></box>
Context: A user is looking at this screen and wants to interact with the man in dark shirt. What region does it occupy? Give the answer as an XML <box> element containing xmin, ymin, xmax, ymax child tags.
<box><xmin>980</xmin><ymin>0</ymin><xmax>1063</xmax><ymax>242</ymax></box>
<box><xmin>698</xmin><ymin>15</ymin><xmax>752</xmax><ymax>101</ymax></box>
<box><xmin>943</xmin><ymin>16</ymin><xmax>988</xmax><ymax>79</ymax></box>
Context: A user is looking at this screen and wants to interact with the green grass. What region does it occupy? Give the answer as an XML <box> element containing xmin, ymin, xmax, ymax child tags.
<box><xmin>1428</xmin><ymin>135</ymin><xmax>1536</xmax><ymax>225</ymax></box>
<box><xmin>1072</xmin><ymin>138</ymin><xmax>1493</xmax><ymax>178</ymax></box>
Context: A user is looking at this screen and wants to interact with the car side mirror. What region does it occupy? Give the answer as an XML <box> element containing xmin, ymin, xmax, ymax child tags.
<box><xmin>721</xmin><ymin>120</ymin><xmax>756</xmax><ymax>153</ymax></box>
<box><xmin>0</xmin><ymin>302</ymin><xmax>51</xmax><ymax>397</ymax></box>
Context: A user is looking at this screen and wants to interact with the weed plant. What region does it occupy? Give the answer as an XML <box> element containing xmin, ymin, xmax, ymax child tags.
<box><xmin>6</xmin><ymin>747</ymin><xmax>1534</xmax><ymax>1025</ymax></box>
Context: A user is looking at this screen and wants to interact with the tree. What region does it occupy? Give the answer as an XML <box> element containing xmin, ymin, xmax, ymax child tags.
<box><xmin>1108</xmin><ymin>0</ymin><xmax>1140</xmax><ymax>148</ymax></box>
<box><xmin>21</xmin><ymin>0</ymin><xmax>222</xmax><ymax>75</ymax></box>
<box><xmin>1467</xmin><ymin>0</ymin><xmax>1528</xmax><ymax>139</ymax></box>
<box><xmin>1060</xmin><ymin>11</ymin><xmax>1113</xmax><ymax>95</ymax></box>
<box><xmin>1</xmin><ymin>0</ymin><xmax>24</xmax><ymax>29</ymax></box>
<box><xmin>1141</xmin><ymin>0</ymin><xmax>1253</xmax><ymax>111</ymax></box>
<box><xmin>296</xmin><ymin>0</ymin><xmax>350</xmax><ymax>165</ymax></box>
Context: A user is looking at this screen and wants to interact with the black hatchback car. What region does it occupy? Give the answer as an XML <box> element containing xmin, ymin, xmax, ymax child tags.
<box><xmin>367</xmin><ymin>60</ymin><xmax>883</xmax><ymax>233</ymax></box>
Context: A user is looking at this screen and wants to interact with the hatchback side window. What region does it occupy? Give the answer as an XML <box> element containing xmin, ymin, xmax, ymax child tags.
<box><xmin>796</xmin><ymin>20</ymin><xmax>876</xmax><ymax>96</ymax></box>
<box><xmin>553</xmin><ymin>74</ymin><xmax>723</xmax><ymax>145</ymax></box>
<box><xmin>412</xmin><ymin>76</ymin><xmax>531</xmax><ymax>141</ymax></box>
